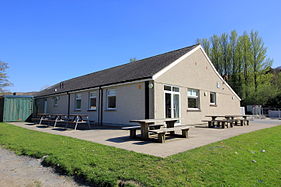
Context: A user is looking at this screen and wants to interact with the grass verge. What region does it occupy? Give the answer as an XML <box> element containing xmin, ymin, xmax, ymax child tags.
<box><xmin>0</xmin><ymin>123</ymin><xmax>281</xmax><ymax>186</ymax></box>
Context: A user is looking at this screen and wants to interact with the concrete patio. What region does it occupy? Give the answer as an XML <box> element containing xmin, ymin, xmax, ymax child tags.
<box><xmin>9</xmin><ymin>119</ymin><xmax>281</xmax><ymax>157</ymax></box>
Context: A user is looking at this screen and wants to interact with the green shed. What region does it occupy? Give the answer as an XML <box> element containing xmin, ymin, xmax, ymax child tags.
<box><xmin>0</xmin><ymin>95</ymin><xmax>33</xmax><ymax>122</ymax></box>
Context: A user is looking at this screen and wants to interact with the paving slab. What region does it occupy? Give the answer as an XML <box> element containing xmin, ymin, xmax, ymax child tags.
<box><xmin>8</xmin><ymin>119</ymin><xmax>281</xmax><ymax>157</ymax></box>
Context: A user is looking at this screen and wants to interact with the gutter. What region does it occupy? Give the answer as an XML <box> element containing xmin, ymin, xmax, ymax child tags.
<box><xmin>35</xmin><ymin>77</ymin><xmax>152</xmax><ymax>98</ymax></box>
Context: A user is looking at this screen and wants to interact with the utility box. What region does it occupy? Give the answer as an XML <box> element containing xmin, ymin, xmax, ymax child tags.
<box><xmin>0</xmin><ymin>95</ymin><xmax>33</xmax><ymax>122</ymax></box>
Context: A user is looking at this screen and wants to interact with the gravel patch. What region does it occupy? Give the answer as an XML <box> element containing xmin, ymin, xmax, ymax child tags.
<box><xmin>0</xmin><ymin>147</ymin><xmax>86</xmax><ymax>187</ymax></box>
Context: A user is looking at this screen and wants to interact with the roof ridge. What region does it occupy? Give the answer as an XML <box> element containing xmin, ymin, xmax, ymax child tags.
<box><xmin>131</xmin><ymin>43</ymin><xmax>200</xmax><ymax>64</ymax></box>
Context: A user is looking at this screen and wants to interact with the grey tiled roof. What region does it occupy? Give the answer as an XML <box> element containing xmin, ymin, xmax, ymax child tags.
<box><xmin>36</xmin><ymin>44</ymin><xmax>198</xmax><ymax>97</ymax></box>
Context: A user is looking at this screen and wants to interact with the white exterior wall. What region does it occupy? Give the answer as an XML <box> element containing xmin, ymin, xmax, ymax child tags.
<box><xmin>46</xmin><ymin>94</ymin><xmax>68</xmax><ymax>114</ymax></box>
<box><xmin>69</xmin><ymin>89</ymin><xmax>99</xmax><ymax>122</ymax></box>
<box><xmin>37</xmin><ymin>81</ymin><xmax>152</xmax><ymax>125</ymax></box>
<box><xmin>154</xmin><ymin>48</ymin><xmax>241</xmax><ymax>124</ymax></box>
<box><xmin>102</xmin><ymin>82</ymin><xmax>147</xmax><ymax>125</ymax></box>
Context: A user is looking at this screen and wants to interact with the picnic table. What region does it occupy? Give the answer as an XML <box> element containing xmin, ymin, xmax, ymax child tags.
<box><xmin>130</xmin><ymin>118</ymin><xmax>179</xmax><ymax>140</ymax></box>
<box><xmin>204</xmin><ymin>115</ymin><xmax>250</xmax><ymax>128</ymax></box>
<box><xmin>225</xmin><ymin>115</ymin><xmax>250</xmax><ymax>125</ymax></box>
<box><xmin>35</xmin><ymin>113</ymin><xmax>90</xmax><ymax>130</ymax></box>
<box><xmin>205</xmin><ymin>115</ymin><xmax>226</xmax><ymax>120</ymax></box>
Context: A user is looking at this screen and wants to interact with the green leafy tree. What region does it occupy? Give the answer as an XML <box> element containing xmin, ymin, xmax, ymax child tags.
<box><xmin>0</xmin><ymin>61</ymin><xmax>11</xmax><ymax>92</ymax></box>
<box><xmin>129</xmin><ymin>58</ymin><xmax>137</xmax><ymax>62</ymax></box>
<box><xmin>197</xmin><ymin>30</ymin><xmax>275</xmax><ymax>106</ymax></box>
<box><xmin>196</xmin><ymin>38</ymin><xmax>211</xmax><ymax>57</ymax></box>
<box><xmin>219</xmin><ymin>33</ymin><xmax>230</xmax><ymax>77</ymax></box>
<box><xmin>249</xmin><ymin>31</ymin><xmax>271</xmax><ymax>92</ymax></box>
<box><xmin>210</xmin><ymin>35</ymin><xmax>222</xmax><ymax>74</ymax></box>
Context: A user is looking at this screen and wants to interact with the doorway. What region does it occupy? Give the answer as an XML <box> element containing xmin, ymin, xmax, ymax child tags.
<box><xmin>164</xmin><ymin>85</ymin><xmax>180</xmax><ymax>123</ymax></box>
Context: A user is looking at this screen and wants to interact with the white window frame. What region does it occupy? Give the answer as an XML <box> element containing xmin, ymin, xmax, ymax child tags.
<box><xmin>187</xmin><ymin>88</ymin><xmax>200</xmax><ymax>110</ymax></box>
<box><xmin>163</xmin><ymin>85</ymin><xmax>181</xmax><ymax>124</ymax></box>
<box><xmin>210</xmin><ymin>92</ymin><xmax>217</xmax><ymax>106</ymax></box>
<box><xmin>106</xmin><ymin>89</ymin><xmax>116</xmax><ymax>110</ymax></box>
<box><xmin>88</xmin><ymin>91</ymin><xmax>97</xmax><ymax>110</ymax></box>
<box><xmin>75</xmin><ymin>93</ymin><xmax>82</xmax><ymax>110</ymax></box>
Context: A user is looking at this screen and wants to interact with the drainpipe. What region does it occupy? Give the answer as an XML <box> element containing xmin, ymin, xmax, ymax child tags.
<box><xmin>99</xmin><ymin>87</ymin><xmax>103</xmax><ymax>125</ymax></box>
<box><xmin>67</xmin><ymin>92</ymin><xmax>70</xmax><ymax>117</ymax></box>
<box><xmin>145</xmin><ymin>81</ymin><xmax>150</xmax><ymax>119</ymax></box>
<box><xmin>98</xmin><ymin>87</ymin><xmax>103</xmax><ymax>126</ymax></box>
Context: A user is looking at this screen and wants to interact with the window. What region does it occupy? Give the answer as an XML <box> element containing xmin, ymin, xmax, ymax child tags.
<box><xmin>210</xmin><ymin>92</ymin><xmax>216</xmax><ymax>105</ymax></box>
<box><xmin>89</xmin><ymin>91</ymin><xmax>97</xmax><ymax>110</ymax></box>
<box><xmin>164</xmin><ymin>85</ymin><xmax>171</xmax><ymax>91</ymax></box>
<box><xmin>107</xmin><ymin>89</ymin><xmax>116</xmax><ymax>109</ymax></box>
<box><xmin>164</xmin><ymin>85</ymin><xmax>179</xmax><ymax>92</ymax></box>
<box><xmin>53</xmin><ymin>96</ymin><xmax>59</xmax><ymax>107</ymax></box>
<box><xmin>188</xmin><ymin>89</ymin><xmax>200</xmax><ymax>109</ymax></box>
<box><xmin>75</xmin><ymin>93</ymin><xmax>82</xmax><ymax>110</ymax></box>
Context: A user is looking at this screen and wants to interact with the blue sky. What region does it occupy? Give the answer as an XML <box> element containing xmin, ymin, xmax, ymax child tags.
<box><xmin>0</xmin><ymin>0</ymin><xmax>280</xmax><ymax>92</ymax></box>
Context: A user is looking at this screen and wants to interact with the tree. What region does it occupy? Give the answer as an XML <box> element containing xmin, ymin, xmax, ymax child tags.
<box><xmin>129</xmin><ymin>58</ymin><xmax>137</xmax><ymax>62</ymax></box>
<box><xmin>229</xmin><ymin>30</ymin><xmax>238</xmax><ymax>90</ymax></box>
<box><xmin>197</xmin><ymin>30</ymin><xmax>274</xmax><ymax>106</ymax></box>
<box><xmin>219</xmin><ymin>33</ymin><xmax>230</xmax><ymax>77</ymax></box>
<box><xmin>249</xmin><ymin>31</ymin><xmax>270</xmax><ymax>92</ymax></box>
<box><xmin>210</xmin><ymin>35</ymin><xmax>222</xmax><ymax>74</ymax></box>
<box><xmin>0</xmin><ymin>61</ymin><xmax>11</xmax><ymax>92</ymax></box>
<box><xmin>241</xmin><ymin>32</ymin><xmax>252</xmax><ymax>99</ymax></box>
<box><xmin>196</xmin><ymin>38</ymin><xmax>210</xmax><ymax>57</ymax></box>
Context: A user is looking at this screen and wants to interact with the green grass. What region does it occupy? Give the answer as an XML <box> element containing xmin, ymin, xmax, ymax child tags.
<box><xmin>0</xmin><ymin>123</ymin><xmax>281</xmax><ymax>186</ymax></box>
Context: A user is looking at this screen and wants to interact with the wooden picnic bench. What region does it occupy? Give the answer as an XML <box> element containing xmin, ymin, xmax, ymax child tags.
<box><xmin>225</xmin><ymin>115</ymin><xmax>250</xmax><ymax>126</ymax></box>
<box><xmin>122</xmin><ymin>124</ymin><xmax>164</xmax><ymax>138</ymax></box>
<box><xmin>32</xmin><ymin>113</ymin><xmax>56</xmax><ymax>126</ymax></box>
<box><xmin>204</xmin><ymin>115</ymin><xmax>250</xmax><ymax>128</ymax></box>
<box><xmin>129</xmin><ymin>119</ymin><xmax>178</xmax><ymax>140</ymax></box>
<box><xmin>32</xmin><ymin>113</ymin><xmax>91</xmax><ymax>130</ymax></box>
<box><xmin>65</xmin><ymin>114</ymin><xmax>91</xmax><ymax>130</ymax></box>
<box><xmin>202</xmin><ymin>119</ymin><xmax>234</xmax><ymax>128</ymax></box>
<box><xmin>149</xmin><ymin>126</ymin><xmax>190</xmax><ymax>143</ymax></box>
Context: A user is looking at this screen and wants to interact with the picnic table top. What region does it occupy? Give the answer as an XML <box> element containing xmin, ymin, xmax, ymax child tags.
<box><xmin>37</xmin><ymin>113</ymin><xmax>88</xmax><ymax>117</ymax></box>
<box><xmin>205</xmin><ymin>115</ymin><xmax>249</xmax><ymax>118</ymax></box>
<box><xmin>225</xmin><ymin>115</ymin><xmax>249</xmax><ymax>117</ymax></box>
<box><xmin>205</xmin><ymin>115</ymin><xmax>226</xmax><ymax>118</ymax></box>
<box><xmin>130</xmin><ymin>118</ymin><xmax>179</xmax><ymax>123</ymax></box>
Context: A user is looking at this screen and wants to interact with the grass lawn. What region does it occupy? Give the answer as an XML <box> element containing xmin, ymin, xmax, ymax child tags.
<box><xmin>0</xmin><ymin>123</ymin><xmax>281</xmax><ymax>186</ymax></box>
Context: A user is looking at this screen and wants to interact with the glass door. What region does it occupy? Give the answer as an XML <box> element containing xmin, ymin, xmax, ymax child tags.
<box><xmin>164</xmin><ymin>85</ymin><xmax>180</xmax><ymax>124</ymax></box>
<box><xmin>165</xmin><ymin>92</ymin><xmax>172</xmax><ymax>118</ymax></box>
<box><xmin>173</xmin><ymin>93</ymin><xmax>180</xmax><ymax>119</ymax></box>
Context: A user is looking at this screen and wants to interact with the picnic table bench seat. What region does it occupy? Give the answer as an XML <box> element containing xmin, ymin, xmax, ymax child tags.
<box><xmin>65</xmin><ymin>117</ymin><xmax>91</xmax><ymax>130</ymax></box>
<box><xmin>202</xmin><ymin>119</ymin><xmax>235</xmax><ymax>128</ymax></box>
<box><xmin>122</xmin><ymin>126</ymin><xmax>141</xmax><ymax>138</ymax></box>
<box><xmin>32</xmin><ymin>114</ymin><xmax>91</xmax><ymax>130</ymax></box>
<box><xmin>149</xmin><ymin>126</ymin><xmax>190</xmax><ymax>143</ymax></box>
<box><xmin>233</xmin><ymin>118</ymin><xmax>249</xmax><ymax>126</ymax></box>
<box><xmin>122</xmin><ymin>124</ymin><xmax>164</xmax><ymax>138</ymax></box>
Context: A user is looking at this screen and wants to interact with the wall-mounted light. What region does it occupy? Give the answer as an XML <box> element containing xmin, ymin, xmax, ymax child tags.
<box><xmin>204</xmin><ymin>92</ymin><xmax>207</xmax><ymax>96</ymax></box>
<box><xmin>216</xmin><ymin>82</ymin><xmax>220</xmax><ymax>88</ymax></box>
<box><xmin>148</xmin><ymin>83</ymin><xmax>154</xmax><ymax>89</ymax></box>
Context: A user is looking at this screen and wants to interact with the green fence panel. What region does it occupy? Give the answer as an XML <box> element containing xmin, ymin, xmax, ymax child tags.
<box><xmin>2</xmin><ymin>96</ymin><xmax>33</xmax><ymax>122</ymax></box>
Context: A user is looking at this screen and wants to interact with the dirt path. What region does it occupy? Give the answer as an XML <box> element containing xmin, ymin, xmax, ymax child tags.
<box><xmin>0</xmin><ymin>148</ymin><xmax>85</xmax><ymax>187</ymax></box>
